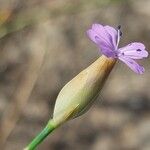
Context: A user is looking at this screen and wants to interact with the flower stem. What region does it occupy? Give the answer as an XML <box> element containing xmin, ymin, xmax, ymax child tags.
<box><xmin>24</xmin><ymin>119</ymin><xmax>56</xmax><ymax>150</ymax></box>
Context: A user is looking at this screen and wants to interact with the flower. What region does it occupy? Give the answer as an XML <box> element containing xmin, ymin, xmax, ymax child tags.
<box><xmin>87</xmin><ymin>24</ymin><xmax>148</xmax><ymax>74</ymax></box>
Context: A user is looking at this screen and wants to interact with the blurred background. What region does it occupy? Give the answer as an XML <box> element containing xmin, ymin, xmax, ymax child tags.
<box><xmin>0</xmin><ymin>0</ymin><xmax>150</xmax><ymax>150</ymax></box>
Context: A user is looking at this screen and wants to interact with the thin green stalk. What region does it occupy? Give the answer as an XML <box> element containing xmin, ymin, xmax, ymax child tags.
<box><xmin>24</xmin><ymin>119</ymin><xmax>56</xmax><ymax>150</ymax></box>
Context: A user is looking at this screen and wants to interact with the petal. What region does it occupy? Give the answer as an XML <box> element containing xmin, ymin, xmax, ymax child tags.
<box><xmin>118</xmin><ymin>42</ymin><xmax>148</xmax><ymax>59</ymax></box>
<box><xmin>94</xmin><ymin>36</ymin><xmax>117</xmax><ymax>57</ymax></box>
<box><xmin>87</xmin><ymin>23</ymin><xmax>118</xmax><ymax>58</ymax></box>
<box><xmin>104</xmin><ymin>25</ymin><xmax>118</xmax><ymax>49</ymax></box>
<box><xmin>87</xmin><ymin>29</ymin><xmax>99</xmax><ymax>44</ymax></box>
<box><xmin>92</xmin><ymin>24</ymin><xmax>117</xmax><ymax>49</ymax></box>
<box><xmin>118</xmin><ymin>56</ymin><xmax>145</xmax><ymax>74</ymax></box>
<box><xmin>87</xmin><ymin>29</ymin><xmax>111</xmax><ymax>48</ymax></box>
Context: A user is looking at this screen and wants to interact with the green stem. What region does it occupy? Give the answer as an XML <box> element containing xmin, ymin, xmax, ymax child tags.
<box><xmin>24</xmin><ymin>119</ymin><xmax>56</xmax><ymax>150</ymax></box>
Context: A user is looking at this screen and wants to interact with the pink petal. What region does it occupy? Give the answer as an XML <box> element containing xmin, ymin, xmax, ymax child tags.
<box><xmin>87</xmin><ymin>29</ymin><xmax>111</xmax><ymax>49</ymax></box>
<box><xmin>118</xmin><ymin>56</ymin><xmax>145</xmax><ymax>74</ymax></box>
<box><xmin>87</xmin><ymin>23</ymin><xmax>118</xmax><ymax>57</ymax></box>
<box><xmin>87</xmin><ymin>29</ymin><xmax>99</xmax><ymax>44</ymax></box>
<box><xmin>104</xmin><ymin>25</ymin><xmax>118</xmax><ymax>49</ymax></box>
<box><xmin>94</xmin><ymin>36</ymin><xmax>117</xmax><ymax>57</ymax></box>
<box><xmin>118</xmin><ymin>42</ymin><xmax>148</xmax><ymax>59</ymax></box>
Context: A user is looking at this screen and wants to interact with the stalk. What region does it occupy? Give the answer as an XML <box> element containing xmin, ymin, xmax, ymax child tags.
<box><xmin>24</xmin><ymin>119</ymin><xmax>56</xmax><ymax>150</ymax></box>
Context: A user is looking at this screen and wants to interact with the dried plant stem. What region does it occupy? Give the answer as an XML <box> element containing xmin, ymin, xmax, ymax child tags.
<box><xmin>0</xmin><ymin>31</ymin><xmax>46</xmax><ymax>146</ymax></box>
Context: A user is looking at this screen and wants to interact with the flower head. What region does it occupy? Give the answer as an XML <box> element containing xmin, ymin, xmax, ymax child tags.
<box><xmin>87</xmin><ymin>23</ymin><xmax>148</xmax><ymax>74</ymax></box>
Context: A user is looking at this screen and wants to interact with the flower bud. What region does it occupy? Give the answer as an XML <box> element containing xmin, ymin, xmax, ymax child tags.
<box><xmin>53</xmin><ymin>55</ymin><xmax>116</xmax><ymax>126</ymax></box>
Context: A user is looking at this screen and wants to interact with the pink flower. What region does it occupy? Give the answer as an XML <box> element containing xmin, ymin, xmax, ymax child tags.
<box><xmin>87</xmin><ymin>24</ymin><xmax>148</xmax><ymax>74</ymax></box>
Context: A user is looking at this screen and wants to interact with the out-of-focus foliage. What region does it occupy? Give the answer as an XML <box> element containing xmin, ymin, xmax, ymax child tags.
<box><xmin>0</xmin><ymin>0</ymin><xmax>150</xmax><ymax>150</ymax></box>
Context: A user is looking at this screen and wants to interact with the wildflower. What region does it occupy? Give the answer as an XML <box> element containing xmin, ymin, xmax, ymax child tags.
<box><xmin>87</xmin><ymin>24</ymin><xmax>148</xmax><ymax>74</ymax></box>
<box><xmin>25</xmin><ymin>23</ymin><xmax>148</xmax><ymax>150</ymax></box>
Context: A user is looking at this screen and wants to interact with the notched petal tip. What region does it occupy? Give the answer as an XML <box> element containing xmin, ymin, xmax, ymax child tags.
<box><xmin>138</xmin><ymin>66</ymin><xmax>145</xmax><ymax>75</ymax></box>
<box><xmin>92</xmin><ymin>23</ymin><xmax>103</xmax><ymax>29</ymax></box>
<box><xmin>86</xmin><ymin>29</ymin><xmax>97</xmax><ymax>44</ymax></box>
<box><xmin>134</xmin><ymin>64</ymin><xmax>145</xmax><ymax>75</ymax></box>
<box><xmin>143</xmin><ymin>49</ymin><xmax>149</xmax><ymax>58</ymax></box>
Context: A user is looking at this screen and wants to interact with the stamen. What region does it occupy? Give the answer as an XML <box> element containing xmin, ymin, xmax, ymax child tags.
<box><xmin>116</xmin><ymin>25</ymin><xmax>122</xmax><ymax>49</ymax></box>
<box><xmin>117</xmin><ymin>25</ymin><xmax>122</xmax><ymax>36</ymax></box>
<box><xmin>120</xmin><ymin>31</ymin><xmax>122</xmax><ymax>37</ymax></box>
<box><xmin>117</xmin><ymin>25</ymin><xmax>121</xmax><ymax>29</ymax></box>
